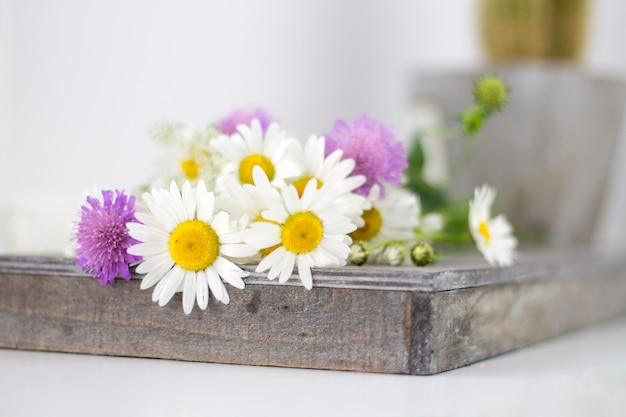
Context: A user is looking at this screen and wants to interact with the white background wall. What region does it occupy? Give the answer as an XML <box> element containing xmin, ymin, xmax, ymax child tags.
<box><xmin>1</xmin><ymin>0</ymin><xmax>626</xmax><ymax>253</ymax></box>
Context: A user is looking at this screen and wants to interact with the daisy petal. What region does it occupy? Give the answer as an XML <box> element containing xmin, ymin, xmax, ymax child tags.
<box><xmin>136</xmin><ymin>253</ymin><xmax>173</xmax><ymax>276</ymax></box>
<box><xmin>181</xmin><ymin>181</ymin><xmax>196</xmax><ymax>220</ymax></box>
<box><xmin>256</xmin><ymin>246</ymin><xmax>286</xmax><ymax>275</ymax></box>
<box><xmin>278</xmin><ymin>252</ymin><xmax>296</xmax><ymax>283</ymax></box>
<box><xmin>220</xmin><ymin>242</ymin><xmax>258</xmax><ymax>259</ymax></box>
<box><xmin>182</xmin><ymin>271</ymin><xmax>196</xmax><ymax>315</ymax></box>
<box><xmin>297</xmin><ymin>255</ymin><xmax>313</xmax><ymax>290</ymax></box>
<box><xmin>195</xmin><ymin>269</ymin><xmax>209</xmax><ymax>310</ymax></box>
<box><xmin>153</xmin><ymin>266</ymin><xmax>184</xmax><ymax>306</ymax></box>
<box><xmin>213</xmin><ymin>257</ymin><xmax>248</xmax><ymax>288</ymax></box>
<box><xmin>206</xmin><ymin>266</ymin><xmax>226</xmax><ymax>303</ymax></box>
<box><xmin>127</xmin><ymin>241</ymin><xmax>168</xmax><ymax>258</ymax></box>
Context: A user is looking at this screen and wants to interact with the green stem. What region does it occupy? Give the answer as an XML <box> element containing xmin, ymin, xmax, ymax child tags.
<box><xmin>449</xmin><ymin>134</ymin><xmax>478</xmax><ymax>185</ymax></box>
<box><xmin>413</xmin><ymin>230</ymin><xmax>470</xmax><ymax>243</ymax></box>
<box><xmin>366</xmin><ymin>239</ymin><xmax>405</xmax><ymax>251</ymax></box>
<box><xmin>420</xmin><ymin>126</ymin><xmax>464</xmax><ymax>142</ymax></box>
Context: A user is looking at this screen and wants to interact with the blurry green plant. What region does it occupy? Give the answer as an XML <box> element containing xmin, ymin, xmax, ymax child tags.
<box><xmin>404</xmin><ymin>74</ymin><xmax>510</xmax><ymax>248</ymax></box>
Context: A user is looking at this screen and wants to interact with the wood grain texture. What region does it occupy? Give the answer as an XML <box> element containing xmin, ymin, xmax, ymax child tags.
<box><xmin>422</xmin><ymin>271</ymin><xmax>626</xmax><ymax>374</ymax></box>
<box><xmin>1</xmin><ymin>254</ymin><xmax>625</xmax><ymax>375</ymax></box>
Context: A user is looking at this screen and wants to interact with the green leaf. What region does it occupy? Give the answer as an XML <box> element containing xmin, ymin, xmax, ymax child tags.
<box><xmin>403</xmin><ymin>133</ymin><xmax>449</xmax><ymax>212</ymax></box>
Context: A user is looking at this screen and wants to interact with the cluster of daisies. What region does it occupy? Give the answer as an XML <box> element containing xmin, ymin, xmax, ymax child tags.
<box><xmin>73</xmin><ymin>109</ymin><xmax>517</xmax><ymax>314</ymax></box>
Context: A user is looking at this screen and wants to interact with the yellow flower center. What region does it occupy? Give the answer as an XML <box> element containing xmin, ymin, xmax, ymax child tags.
<box><xmin>181</xmin><ymin>158</ymin><xmax>201</xmax><ymax>180</ymax></box>
<box><xmin>292</xmin><ymin>176</ymin><xmax>323</xmax><ymax>197</ymax></box>
<box><xmin>478</xmin><ymin>221</ymin><xmax>490</xmax><ymax>243</ymax></box>
<box><xmin>239</xmin><ymin>154</ymin><xmax>275</xmax><ymax>184</ymax></box>
<box><xmin>169</xmin><ymin>220</ymin><xmax>220</xmax><ymax>271</ymax></box>
<box><xmin>349</xmin><ymin>207</ymin><xmax>382</xmax><ymax>242</ymax></box>
<box><xmin>281</xmin><ymin>211</ymin><xmax>324</xmax><ymax>254</ymax></box>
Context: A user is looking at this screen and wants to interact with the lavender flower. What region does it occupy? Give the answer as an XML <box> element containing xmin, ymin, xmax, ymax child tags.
<box><xmin>217</xmin><ymin>109</ymin><xmax>274</xmax><ymax>135</ymax></box>
<box><xmin>325</xmin><ymin>115</ymin><xmax>407</xmax><ymax>197</ymax></box>
<box><xmin>74</xmin><ymin>190</ymin><xmax>141</xmax><ymax>285</ymax></box>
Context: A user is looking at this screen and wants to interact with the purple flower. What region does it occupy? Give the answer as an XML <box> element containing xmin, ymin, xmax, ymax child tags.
<box><xmin>217</xmin><ymin>108</ymin><xmax>274</xmax><ymax>135</ymax></box>
<box><xmin>74</xmin><ymin>190</ymin><xmax>141</xmax><ymax>285</ymax></box>
<box><xmin>325</xmin><ymin>114</ymin><xmax>408</xmax><ymax>197</ymax></box>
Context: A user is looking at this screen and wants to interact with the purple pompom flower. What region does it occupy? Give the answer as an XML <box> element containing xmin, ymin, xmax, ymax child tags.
<box><xmin>325</xmin><ymin>115</ymin><xmax>408</xmax><ymax>197</ymax></box>
<box><xmin>74</xmin><ymin>189</ymin><xmax>142</xmax><ymax>285</ymax></box>
<box><xmin>217</xmin><ymin>108</ymin><xmax>274</xmax><ymax>135</ymax></box>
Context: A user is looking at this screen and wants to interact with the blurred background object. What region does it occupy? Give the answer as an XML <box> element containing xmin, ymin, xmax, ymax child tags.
<box><xmin>412</xmin><ymin>65</ymin><xmax>626</xmax><ymax>248</ymax></box>
<box><xmin>480</xmin><ymin>0</ymin><xmax>589</xmax><ymax>62</ymax></box>
<box><xmin>409</xmin><ymin>0</ymin><xmax>626</xmax><ymax>252</ymax></box>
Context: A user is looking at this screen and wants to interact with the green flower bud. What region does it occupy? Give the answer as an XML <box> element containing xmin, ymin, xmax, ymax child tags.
<box><xmin>474</xmin><ymin>75</ymin><xmax>508</xmax><ymax>112</ymax></box>
<box><xmin>349</xmin><ymin>240</ymin><xmax>369</xmax><ymax>266</ymax></box>
<box><xmin>410</xmin><ymin>242</ymin><xmax>435</xmax><ymax>266</ymax></box>
<box><xmin>460</xmin><ymin>105</ymin><xmax>486</xmax><ymax>136</ymax></box>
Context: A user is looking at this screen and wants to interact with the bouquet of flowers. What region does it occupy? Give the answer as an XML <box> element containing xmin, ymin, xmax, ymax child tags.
<box><xmin>72</xmin><ymin>75</ymin><xmax>517</xmax><ymax>314</ymax></box>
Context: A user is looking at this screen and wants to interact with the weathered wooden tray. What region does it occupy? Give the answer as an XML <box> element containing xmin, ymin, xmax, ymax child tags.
<box><xmin>1</xmin><ymin>253</ymin><xmax>625</xmax><ymax>375</ymax></box>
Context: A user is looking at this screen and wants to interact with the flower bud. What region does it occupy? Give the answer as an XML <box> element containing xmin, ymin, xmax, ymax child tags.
<box><xmin>380</xmin><ymin>243</ymin><xmax>406</xmax><ymax>266</ymax></box>
<box><xmin>460</xmin><ymin>105</ymin><xmax>486</xmax><ymax>136</ymax></box>
<box><xmin>474</xmin><ymin>75</ymin><xmax>508</xmax><ymax>112</ymax></box>
<box><xmin>349</xmin><ymin>240</ymin><xmax>369</xmax><ymax>266</ymax></box>
<box><xmin>410</xmin><ymin>242</ymin><xmax>435</xmax><ymax>266</ymax></box>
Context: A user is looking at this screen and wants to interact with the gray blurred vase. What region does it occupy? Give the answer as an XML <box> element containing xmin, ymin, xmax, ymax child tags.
<box><xmin>412</xmin><ymin>64</ymin><xmax>626</xmax><ymax>249</ymax></box>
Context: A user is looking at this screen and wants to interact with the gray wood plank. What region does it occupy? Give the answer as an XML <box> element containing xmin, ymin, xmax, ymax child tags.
<box><xmin>1</xmin><ymin>254</ymin><xmax>625</xmax><ymax>375</ymax></box>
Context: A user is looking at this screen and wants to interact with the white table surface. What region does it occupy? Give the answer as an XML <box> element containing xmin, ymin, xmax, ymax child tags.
<box><xmin>2</xmin><ymin>315</ymin><xmax>626</xmax><ymax>417</ymax></box>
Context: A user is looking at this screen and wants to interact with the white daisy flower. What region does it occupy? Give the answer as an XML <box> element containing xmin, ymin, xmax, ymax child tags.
<box><xmin>290</xmin><ymin>135</ymin><xmax>369</xmax><ymax>227</ymax></box>
<box><xmin>127</xmin><ymin>181</ymin><xmax>256</xmax><ymax>315</ymax></box>
<box><xmin>214</xmin><ymin>168</ymin><xmax>283</xmax><ymax>261</ymax></box>
<box><xmin>214</xmin><ymin>169</ymin><xmax>279</xmax><ymax>224</ymax></box>
<box><xmin>469</xmin><ymin>184</ymin><xmax>517</xmax><ymax>267</ymax></box>
<box><xmin>244</xmin><ymin>172</ymin><xmax>357</xmax><ymax>290</ymax></box>
<box><xmin>210</xmin><ymin>118</ymin><xmax>300</xmax><ymax>187</ymax></box>
<box><xmin>150</xmin><ymin>120</ymin><xmax>224</xmax><ymax>189</ymax></box>
<box><xmin>351</xmin><ymin>184</ymin><xmax>420</xmax><ymax>245</ymax></box>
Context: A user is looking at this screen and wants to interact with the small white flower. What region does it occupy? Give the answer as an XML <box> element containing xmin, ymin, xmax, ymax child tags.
<box><xmin>214</xmin><ymin>169</ymin><xmax>279</xmax><ymax>224</ymax></box>
<box><xmin>127</xmin><ymin>181</ymin><xmax>256</xmax><ymax>314</ymax></box>
<box><xmin>290</xmin><ymin>135</ymin><xmax>369</xmax><ymax>227</ymax></box>
<box><xmin>210</xmin><ymin>119</ymin><xmax>300</xmax><ymax>187</ymax></box>
<box><xmin>351</xmin><ymin>184</ymin><xmax>420</xmax><ymax>245</ymax></box>
<box><xmin>214</xmin><ymin>168</ymin><xmax>283</xmax><ymax>262</ymax></box>
<box><xmin>150</xmin><ymin>120</ymin><xmax>224</xmax><ymax>189</ymax></box>
<box><xmin>469</xmin><ymin>184</ymin><xmax>517</xmax><ymax>266</ymax></box>
<box><xmin>244</xmin><ymin>171</ymin><xmax>356</xmax><ymax>289</ymax></box>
